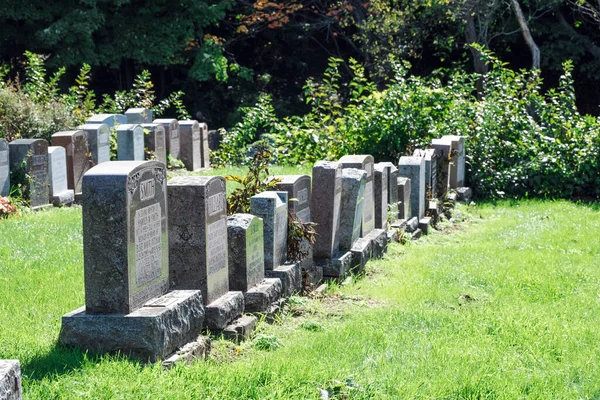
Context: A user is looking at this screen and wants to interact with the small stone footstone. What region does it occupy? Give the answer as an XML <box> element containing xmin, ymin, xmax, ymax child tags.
<box><xmin>222</xmin><ymin>315</ymin><xmax>258</xmax><ymax>343</ymax></box>
<box><xmin>244</xmin><ymin>278</ymin><xmax>282</xmax><ymax>313</ymax></box>
<box><xmin>457</xmin><ymin>187</ymin><xmax>472</xmax><ymax>203</ymax></box>
<box><xmin>0</xmin><ymin>360</ymin><xmax>21</xmax><ymax>400</ymax></box>
<box><xmin>390</xmin><ymin>219</ymin><xmax>407</xmax><ymax>230</ymax></box>
<box><xmin>9</xmin><ymin>139</ymin><xmax>50</xmax><ymax>209</ymax></box>
<box><xmin>418</xmin><ymin>217</ymin><xmax>432</xmax><ymax>235</ymax></box>
<box><xmin>178</xmin><ymin>120</ymin><xmax>202</xmax><ymax>171</ymax></box>
<box><xmin>204</xmin><ymin>291</ymin><xmax>245</xmax><ymax>331</ymax></box>
<box><xmin>350</xmin><ymin>237</ymin><xmax>372</xmax><ymax>273</ymax></box>
<box><xmin>117</xmin><ymin>124</ymin><xmax>145</xmax><ymax>161</ymax></box>
<box><xmin>386</xmin><ymin>229</ymin><xmax>399</xmax><ymax>242</ymax></box>
<box><xmin>47</xmin><ymin>146</ymin><xmax>74</xmax><ymax>206</ymax></box>
<box><xmin>153</xmin><ymin>119</ymin><xmax>181</xmax><ymax>162</ymax></box>
<box><xmin>405</xmin><ymin>217</ymin><xmax>419</xmax><ymax>233</ymax></box>
<box><xmin>411</xmin><ymin>229</ymin><xmax>422</xmax><ymax>240</ymax></box>
<box><xmin>319</xmin><ymin>251</ymin><xmax>353</xmax><ymax>278</ymax></box>
<box><xmin>162</xmin><ymin>336</ymin><xmax>211</xmax><ymax>369</ymax></box>
<box><xmin>0</xmin><ymin>139</ymin><xmax>9</xmax><ymax>197</ymax></box>
<box><xmin>266</xmin><ymin>262</ymin><xmax>301</xmax><ymax>297</ymax></box>
<box><xmin>125</xmin><ymin>108</ymin><xmax>153</xmax><ymax>124</ymax></box>
<box><xmin>141</xmin><ymin>124</ymin><xmax>167</xmax><ymax>165</ymax></box>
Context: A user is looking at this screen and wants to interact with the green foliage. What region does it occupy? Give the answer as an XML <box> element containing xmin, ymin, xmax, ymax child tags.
<box><xmin>286</xmin><ymin>211</ymin><xmax>317</xmax><ymax>263</ymax></box>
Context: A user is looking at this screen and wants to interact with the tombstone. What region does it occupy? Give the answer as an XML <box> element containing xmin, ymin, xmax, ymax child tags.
<box><xmin>311</xmin><ymin>161</ymin><xmax>342</xmax><ymax>260</ymax></box>
<box><xmin>141</xmin><ymin>124</ymin><xmax>167</xmax><ymax>165</ymax></box>
<box><xmin>199</xmin><ymin>122</ymin><xmax>211</xmax><ymax>169</ymax></box>
<box><xmin>86</xmin><ymin>113</ymin><xmax>126</xmax><ymax>128</ymax></box>
<box><xmin>59</xmin><ymin>160</ymin><xmax>205</xmax><ymax>362</ymax></box>
<box><xmin>178</xmin><ymin>120</ymin><xmax>202</xmax><ymax>171</ymax></box>
<box><xmin>374</xmin><ymin>163</ymin><xmax>389</xmax><ymax>230</ymax></box>
<box><xmin>47</xmin><ymin>146</ymin><xmax>74</xmax><ymax>206</ymax></box>
<box><xmin>0</xmin><ymin>360</ymin><xmax>21</xmax><ymax>400</ymax></box>
<box><xmin>207</xmin><ymin>129</ymin><xmax>222</xmax><ymax>151</ymax></box>
<box><xmin>51</xmin><ymin>130</ymin><xmax>90</xmax><ymax>196</ymax></box>
<box><xmin>431</xmin><ymin>139</ymin><xmax>451</xmax><ymax>194</ymax></box>
<box><xmin>338</xmin><ymin>168</ymin><xmax>366</xmax><ymax>252</ymax></box>
<box><xmin>250</xmin><ymin>191</ymin><xmax>288</xmax><ymax>270</ymax></box>
<box><xmin>125</xmin><ymin>108</ymin><xmax>153</xmax><ymax>124</ymax></box>
<box><xmin>168</xmin><ymin>176</ymin><xmax>229</xmax><ymax>305</ymax></box>
<box><xmin>153</xmin><ymin>119</ymin><xmax>180</xmax><ymax>161</ymax></box>
<box><xmin>117</xmin><ymin>124</ymin><xmax>145</xmax><ymax>161</ymax></box>
<box><xmin>9</xmin><ymin>139</ymin><xmax>49</xmax><ymax>209</ymax></box>
<box><xmin>339</xmin><ymin>155</ymin><xmax>375</xmax><ymax>236</ymax></box>
<box><xmin>441</xmin><ymin>135</ymin><xmax>466</xmax><ymax>188</ymax></box>
<box><xmin>397</xmin><ymin>177</ymin><xmax>411</xmax><ymax>220</ymax></box>
<box><xmin>0</xmin><ymin>139</ymin><xmax>9</xmax><ymax>196</ymax></box>
<box><xmin>79</xmin><ymin>123</ymin><xmax>111</xmax><ymax>165</ymax></box>
<box><xmin>413</xmin><ymin>149</ymin><xmax>436</xmax><ymax>200</ymax></box>
<box><xmin>399</xmin><ymin>156</ymin><xmax>425</xmax><ymax>219</ymax></box>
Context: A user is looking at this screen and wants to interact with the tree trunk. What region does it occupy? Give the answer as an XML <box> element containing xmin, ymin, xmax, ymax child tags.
<box><xmin>511</xmin><ymin>0</ymin><xmax>540</xmax><ymax>69</ymax></box>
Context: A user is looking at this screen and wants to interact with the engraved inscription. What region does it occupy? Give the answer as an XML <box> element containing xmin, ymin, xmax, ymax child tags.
<box><xmin>32</xmin><ymin>155</ymin><xmax>46</xmax><ymax>166</ymax></box>
<box><xmin>134</xmin><ymin>203</ymin><xmax>162</xmax><ymax>286</ymax></box>
<box><xmin>207</xmin><ymin>192</ymin><xmax>225</xmax><ymax>216</ymax></box>
<box><xmin>139</xmin><ymin>178</ymin><xmax>155</xmax><ymax>201</ymax></box>
<box><xmin>246</xmin><ymin>220</ymin><xmax>264</xmax><ymax>279</ymax></box>
<box><xmin>297</xmin><ymin>188</ymin><xmax>308</xmax><ymax>205</ymax></box>
<box><xmin>207</xmin><ymin>218</ymin><xmax>227</xmax><ymax>274</ymax></box>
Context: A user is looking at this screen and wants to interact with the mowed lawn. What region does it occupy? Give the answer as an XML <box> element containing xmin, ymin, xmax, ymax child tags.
<box><xmin>1</xmin><ymin>199</ymin><xmax>599</xmax><ymax>399</ymax></box>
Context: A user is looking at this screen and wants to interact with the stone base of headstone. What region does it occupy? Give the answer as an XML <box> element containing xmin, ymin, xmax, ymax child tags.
<box><xmin>302</xmin><ymin>264</ymin><xmax>323</xmax><ymax>287</ymax></box>
<box><xmin>244</xmin><ymin>278</ymin><xmax>282</xmax><ymax>313</ymax></box>
<box><xmin>222</xmin><ymin>315</ymin><xmax>258</xmax><ymax>343</ymax></box>
<box><xmin>51</xmin><ymin>189</ymin><xmax>75</xmax><ymax>207</ymax></box>
<box><xmin>387</xmin><ymin>229</ymin><xmax>399</xmax><ymax>243</ymax></box>
<box><xmin>456</xmin><ymin>187</ymin><xmax>472</xmax><ymax>203</ymax></box>
<box><xmin>0</xmin><ymin>360</ymin><xmax>21</xmax><ymax>400</ymax></box>
<box><xmin>318</xmin><ymin>251</ymin><xmax>353</xmax><ymax>278</ymax></box>
<box><xmin>364</xmin><ymin>229</ymin><xmax>388</xmax><ymax>259</ymax></box>
<box><xmin>390</xmin><ymin>219</ymin><xmax>407</xmax><ymax>230</ymax></box>
<box><xmin>350</xmin><ymin>238</ymin><xmax>372</xmax><ymax>273</ymax></box>
<box><xmin>419</xmin><ymin>217</ymin><xmax>432</xmax><ymax>234</ymax></box>
<box><xmin>162</xmin><ymin>336</ymin><xmax>211</xmax><ymax>369</ymax></box>
<box><xmin>405</xmin><ymin>217</ymin><xmax>419</xmax><ymax>233</ymax></box>
<box><xmin>411</xmin><ymin>229</ymin><xmax>423</xmax><ymax>240</ymax></box>
<box><xmin>265</xmin><ymin>262</ymin><xmax>301</xmax><ymax>297</ymax></box>
<box><xmin>59</xmin><ymin>290</ymin><xmax>204</xmax><ymax>363</ymax></box>
<box><xmin>447</xmin><ymin>191</ymin><xmax>459</xmax><ymax>204</ymax></box>
<box><xmin>204</xmin><ymin>291</ymin><xmax>244</xmax><ymax>331</ymax></box>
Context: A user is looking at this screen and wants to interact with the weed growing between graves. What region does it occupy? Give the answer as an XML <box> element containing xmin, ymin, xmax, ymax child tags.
<box><xmin>3</xmin><ymin>200</ymin><xmax>600</xmax><ymax>398</ymax></box>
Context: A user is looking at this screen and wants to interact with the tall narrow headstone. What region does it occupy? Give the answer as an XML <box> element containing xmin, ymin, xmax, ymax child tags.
<box><xmin>399</xmin><ymin>156</ymin><xmax>425</xmax><ymax>219</ymax></box>
<box><xmin>442</xmin><ymin>135</ymin><xmax>466</xmax><ymax>188</ymax></box>
<box><xmin>47</xmin><ymin>146</ymin><xmax>74</xmax><ymax>206</ymax></box>
<box><xmin>199</xmin><ymin>122</ymin><xmax>211</xmax><ymax>169</ymax></box>
<box><xmin>339</xmin><ymin>155</ymin><xmax>375</xmax><ymax>236</ymax></box>
<box><xmin>125</xmin><ymin>108</ymin><xmax>153</xmax><ymax>124</ymax></box>
<box><xmin>374</xmin><ymin>163</ymin><xmax>389</xmax><ymax>230</ymax></box>
<box><xmin>141</xmin><ymin>124</ymin><xmax>167</xmax><ymax>165</ymax></box>
<box><xmin>178</xmin><ymin>120</ymin><xmax>202</xmax><ymax>171</ymax></box>
<box><xmin>86</xmin><ymin>113</ymin><xmax>126</xmax><ymax>128</ymax></box>
<box><xmin>431</xmin><ymin>138</ymin><xmax>451</xmax><ymax>194</ymax></box>
<box><xmin>397</xmin><ymin>177</ymin><xmax>411</xmax><ymax>220</ymax></box>
<box><xmin>117</xmin><ymin>124</ymin><xmax>145</xmax><ymax>161</ymax></box>
<box><xmin>414</xmin><ymin>148</ymin><xmax>439</xmax><ymax>200</ymax></box>
<box><xmin>51</xmin><ymin>130</ymin><xmax>90</xmax><ymax>195</ymax></box>
<box><xmin>250</xmin><ymin>191</ymin><xmax>288</xmax><ymax>270</ymax></box>
<box><xmin>0</xmin><ymin>139</ymin><xmax>9</xmax><ymax>196</ymax></box>
<box><xmin>168</xmin><ymin>176</ymin><xmax>229</xmax><ymax>305</ymax></box>
<box><xmin>9</xmin><ymin>139</ymin><xmax>49</xmax><ymax>209</ymax></box>
<box><xmin>79</xmin><ymin>123</ymin><xmax>111</xmax><ymax>165</ymax></box>
<box><xmin>339</xmin><ymin>168</ymin><xmax>366</xmax><ymax>251</ymax></box>
<box><xmin>0</xmin><ymin>360</ymin><xmax>21</xmax><ymax>400</ymax></box>
<box><xmin>227</xmin><ymin>214</ymin><xmax>264</xmax><ymax>292</ymax></box>
<box><xmin>82</xmin><ymin>161</ymin><xmax>169</xmax><ymax>314</ymax></box>
<box><xmin>153</xmin><ymin>119</ymin><xmax>180</xmax><ymax>161</ymax></box>
<box><xmin>311</xmin><ymin>161</ymin><xmax>342</xmax><ymax>260</ymax></box>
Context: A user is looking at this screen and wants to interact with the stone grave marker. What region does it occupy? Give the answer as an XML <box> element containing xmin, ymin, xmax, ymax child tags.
<box><xmin>141</xmin><ymin>124</ymin><xmax>167</xmax><ymax>165</ymax></box>
<box><xmin>47</xmin><ymin>146</ymin><xmax>74</xmax><ymax>206</ymax></box>
<box><xmin>0</xmin><ymin>139</ymin><xmax>9</xmax><ymax>196</ymax></box>
<box><xmin>87</xmin><ymin>113</ymin><xmax>126</xmax><ymax>128</ymax></box>
<box><xmin>178</xmin><ymin>120</ymin><xmax>202</xmax><ymax>171</ymax></box>
<box><xmin>79</xmin><ymin>123</ymin><xmax>111</xmax><ymax>165</ymax></box>
<box><xmin>442</xmin><ymin>135</ymin><xmax>466</xmax><ymax>188</ymax></box>
<box><xmin>397</xmin><ymin>177</ymin><xmax>411</xmax><ymax>220</ymax></box>
<box><xmin>117</xmin><ymin>124</ymin><xmax>145</xmax><ymax>161</ymax></box>
<box><xmin>60</xmin><ymin>160</ymin><xmax>205</xmax><ymax>362</ymax></box>
<box><xmin>338</xmin><ymin>168</ymin><xmax>366</xmax><ymax>251</ymax></box>
<box><xmin>431</xmin><ymin>138</ymin><xmax>451</xmax><ymax>194</ymax></box>
<box><xmin>0</xmin><ymin>360</ymin><xmax>21</xmax><ymax>400</ymax></box>
<box><xmin>339</xmin><ymin>155</ymin><xmax>375</xmax><ymax>236</ymax></box>
<box><xmin>207</xmin><ymin>129</ymin><xmax>222</xmax><ymax>151</ymax></box>
<box><xmin>125</xmin><ymin>108</ymin><xmax>153</xmax><ymax>124</ymax></box>
<box><xmin>168</xmin><ymin>175</ymin><xmax>229</xmax><ymax>305</ymax></box>
<box><xmin>374</xmin><ymin>163</ymin><xmax>389</xmax><ymax>230</ymax></box>
<box><xmin>51</xmin><ymin>130</ymin><xmax>90</xmax><ymax>196</ymax></box>
<box><xmin>9</xmin><ymin>139</ymin><xmax>49</xmax><ymax>209</ymax></box>
<box><xmin>199</xmin><ymin>122</ymin><xmax>210</xmax><ymax>169</ymax></box>
<box><xmin>250</xmin><ymin>191</ymin><xmax>288</xmax><ymax>270</ymax></box>
<box><xmin>399</xmin><ymin>156</ymin><xmax>425</xmax><ymax>219</ymax></box>
<box><xmin>413</xmin><ymin>148</ymin><xmax>438</xmax><ymax>200</ymax></box>
<box><xmin>311</xmin><ymin>161</ymin><xmax>342</xmax><ymax>260</ymax></box>
<box><xmin>153</xmin><ymin>119</ymin><xmax>180</xmax><ymax>161</ymax></box>
<box><xmin>227</xmin><ymin>214</ymin><xmax>264</xmax><ymax>292</ymax></box>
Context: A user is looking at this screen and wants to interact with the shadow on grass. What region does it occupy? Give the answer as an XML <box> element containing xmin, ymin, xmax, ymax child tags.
<box><xmin>20</xmin><ymin>343</ymin><xmax>99</xmax><ymax>382</ymax></box>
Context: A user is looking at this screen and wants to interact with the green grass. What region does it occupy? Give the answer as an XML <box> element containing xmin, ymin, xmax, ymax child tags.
<box><xmin>2</xmin><ymin>200</ymin><xmax>600</xmax><ymax>398</ymax></box>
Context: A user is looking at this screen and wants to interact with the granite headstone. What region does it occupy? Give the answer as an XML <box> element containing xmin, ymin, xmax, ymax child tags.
<box><xmin>399</xmin><ymin>156</ymin><xmax>425</xmax><ymax>219</ymax></box>
<box><xmin>153</xmin><ymin>119</ymin><xmax>180</xmax><ymax>161</ymax></box>
<box><xmin>79</xmin><ymin>123</ymin><xmax>111</xmax><ymax>165</ymax></box>
<box><xmin>374</xmin><ymin>163</ymin><xmax>389</xmax><ymax>230</ymax></box>
<box><xmin>199</xmin><ymin>122</ymin><xmax>210</xmax><ymax>169</ymax></box>
<box><xmin>0</xmin><ymin>139</ymin><xmax>9</xmax><ymax>196</ymax></box>
<box><xmin>178</xmin><ymin>120</ymin><xmax>202</xmax><ymax>171</ymax></box>
<box><xmin>117</xmin><ymin>124</ymin><xmax>145</xmax><ymax>161</ymax></box>
<box><xmin>311</xmin><ymin>161</ymin><xmax>342</xmax><ymax>260</ymax></box>
<box><xmin>9</xmin><ymin>139</ymin><xmax>49</xmax><ymax>209</ymax></box>
<box><xmin>141</xmin><ymin>124</ymin><xmax>167</xmax><ymax>165</ymax></box>
<box><xmin>339</xmin><ymin>155</ymin><xmax>375</xmax><ymax>236</ymax></box>
<box><xmin>338</xmin><ymin>168</ymin><xmax>366</xmax><ymax>251</ymax></box>
<box><xmin>227</xmin><ymin>213</ymin><xmax>264</xmax><ymax>292</ymax></box>
<box><xmin>441</xmin><ymin>135</ymin><xmax>466</xmax><ymax>188</ymax></box>
<box><xmin>250</xmin><ymin>191</ymin><xmax>288</xmax><ymax>270</ymax></box>
<box><xmin>125</xmin><ymin>108</ymin><xmax>153</xmax><ymax>124</ymax></box>
<box><xmin>397</xmin><ymin>177</ymin><xmax>411</xmax><ymax>220</ymax></box>
<box><xmin>86</xmin><ymin>113</ymin><xmax>126</xmax><ymax>128</ymax></box>
<box><xmin>51</xmin><ymin>130</ymin><xmax>90</xmax><ymax>195</ymax></box>
<box><xmin>47</xmin><ymin>146</ymin><xmax>74</xmax><ymax>206</ymax></box>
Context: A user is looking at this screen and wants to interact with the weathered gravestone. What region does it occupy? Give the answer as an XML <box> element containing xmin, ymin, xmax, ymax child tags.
<box><xmin>374</xmin><ymin>163</ymin><xmax>389</xmax><ymax>230</ymax></box>
<box><xmin>168</xmin><ymin>175</ymin><xmax>243</xmax><ymax>330</ymax></box>
<box><xmin>0</xmin><ymin>139</ymin><xmax>9</xmax><ymax>197</ymax></box>
<box><xmin>207</xmin><ymin>129</ymin><xmax>222</xmax><ymax>151</ymax></box>
<box><xmin>0</xmin><ymin>360</ymin><xmax>21</xmax><ymax>400</ymax></box>
<box><xmin>228</xmin><ymin>213</ymin><xmax>282</xmax><ymax>313</ymax></box>
<box><xmin>9</xmin><ymin>139</ymin><xmax>49</xmax><ymax>209</ymax></box>
<box><xmin>51</xmin><ymin>130</ymin><xmax>90</xmax><ymax>196</ymax></box>
<box><xmin>339</xmin><ymin>168</ymin><xmax>366</xmax><ymax>252</ymax></box>
<box><xmin>339</xmin><ymin>155</ymin><xmax>375</xmax><ymax>236</ymax></box>
<box><xmin>125</xmin><ymin>108</ymin><xmax>153</xmax><ymax>124</ymax></box>
<box><xmin>79</xmin><ymin>123</ymin><xmax>111</xmax><ymax>165</ymax></box>
<box><xmin>399</xmin><ymin>156</ymin><xmax>425</xmax><ymax>219</ymax></box>
<box><xmin>413</xmin><ymin>148</ymin><xmax>439</xmax><ymax>200</ymax></box>
<box><xmin>431</xmin><ymin>138</ymin><xmax>451</xmax><ymax>194</ymax></box>
<box><xmin>199</xmin><ymin>122</ymin><xmax>211</xmax><ymax>169</ymax></box>
<box><xmin>59</xmin><ymin>161</ymin><xmax>204</xmax><ymax>362</ymax></box>
<box><xmin>178</xmin><ymin>121</ymin><xmax>202</xmax><ymax>171</ymax></box>
<box><xmin>397</xmin><ymin>177</ymin><xmax>411</xmax><ymax>220</ymax></box>
<box><xmin>47</xmin><ymin>146</ymin><xmax>74</xmax><ymax>206</ymax></box>
<box><xmin>87</xmin><ymin>113</ymin><xmax>126</xmax><ymax>128</ymax></box>
<box><xmin>153</xmin><ymin>119</ymin><xmax>180</xmax><ymax>161</ymax></box>
<box><xmin>141</xmin><ymin>124</ymin><xmax>167</xmax><ymax>165</ymax></box>
<box><xmin>117</xmin><ymin>124</ymin><xmax>145</xmax><ymax>161</ymax></box>
<box><xmin>441</xmin><ymin>135</ymin><xmax>466</xmax><ymax>188</ymax></box>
